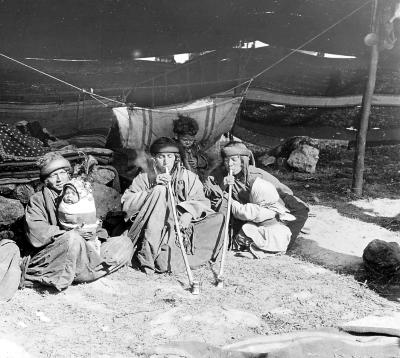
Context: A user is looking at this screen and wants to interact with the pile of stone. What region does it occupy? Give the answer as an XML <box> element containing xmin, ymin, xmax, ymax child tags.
<box><xmin>257</xmin><ymin>136</ymin><xmax>348</xmax><ymax>174</ymax></box>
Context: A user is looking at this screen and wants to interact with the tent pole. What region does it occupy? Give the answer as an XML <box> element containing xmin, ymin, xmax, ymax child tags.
<box><xmin>352</xmin><ymin>0</ymin><xmax>380</xmax><ymax>195</ymax></box>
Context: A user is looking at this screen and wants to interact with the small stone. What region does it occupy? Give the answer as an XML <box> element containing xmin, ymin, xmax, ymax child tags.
<box><xmin>0</xmin><ymin>196</ymin><xmax>24</xmax><ymax>226</ymax></box>
<box><xmin>287</xmin><ymin>144</ymin><xmax>319</xmax><ymax>173</ymax></box>
<box><xmin>363</xmin><ymin>239</ymin><xmax>400</xmax><ymax>276</ymax></box>
<box><xmin>35</xmin><ymin>311</ymin><xmax>51</xmax><ymax>323</ymax></box>
<box><xmin>90</xmin><ymin>167</ymin><xmax>116</xmax><ymax>185</ymax></box>
<box><xmin>258</xmin><ymin>154</ymin><xmax>276</xmax><ymax>167</ymax></box>
<box><xmin>16</xmin><ymin>321</ymin><xmax>28</xmax><ymax>328</ymax></box>
<box><xmin>14</xmin><ymin>184</ymin><xmax>35</xmax><ymax>204</ymax></box>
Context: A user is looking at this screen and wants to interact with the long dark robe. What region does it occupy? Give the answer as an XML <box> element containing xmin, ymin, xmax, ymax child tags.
<box><xmin>121</xmin><ymin>165</ymin><xmax>225</xmax><ymax>273</ymax></box>
<box><xmin>24</xmin><ymin>187</ymin><xmax>133</xmax><ymax>291</ymax></box>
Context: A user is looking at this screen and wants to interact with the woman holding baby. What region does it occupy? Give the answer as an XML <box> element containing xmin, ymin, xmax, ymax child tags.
<box><xmin>23</xmin><ymin>152</ymin><xmax>133</xmax><ymax>291</ymax></box>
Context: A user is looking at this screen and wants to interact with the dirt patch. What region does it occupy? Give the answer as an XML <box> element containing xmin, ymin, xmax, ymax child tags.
<box><xmin>2</xmin><ymin>255</ymin><xmax>399</xmax><ymax>357</ymax></box>
<box><xmin>290</xmin><ymin>203</ymin><xmax>400</xmax><ymax>273</ymax></box>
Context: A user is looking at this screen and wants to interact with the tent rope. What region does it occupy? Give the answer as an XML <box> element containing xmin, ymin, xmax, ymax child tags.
<box><xmin>1</xmin><ymin>0</ymin><xmax>371</xmax><ymax>109</ymax></box>
<box><xmin>0</xmin><ymin>52</ymin><xmax>126</xmax><ymax>106</ymax></box>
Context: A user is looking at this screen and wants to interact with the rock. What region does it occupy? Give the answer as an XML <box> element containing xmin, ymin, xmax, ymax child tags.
<box><xmin>0</xmin><ymin>196</ymin><xmax>24</xmax><ymax>226</ymax></box>
<box><xmin>92</xmin><ymin>183</ymin><xmax>121</xmax><ymax>220</ymax></box>
<box><xmin>269</xmin><ymin>136</ymin><xmax>319</xmax><ymax>158</ymax></box>
<box><xmin>0</xmin><ymin>184</ymin><xmax>16</xmax><ymax>197</ymax></box>
<box><xmin>258</xmin><ymin>154</ymin><xmax>276</xmax><ymax>167</ymax></box>
<box><xmin>90</xmin><ymin>167</ymin><xmax>116</xmax><ymax>185</ymax></box>
<box><xmin>363</xmin><ymin>239</ymin><xmax>400</xmax><ymax>276</ymax></box>
<box><xmin>14</xmin><ymin>184</ymin><xmax>35</xmax><ymax>204</ymax></box>
<box><xmin>287</xmin><ymin>144</ymin><xmax>319</xmax><ymax>173</ymax></box>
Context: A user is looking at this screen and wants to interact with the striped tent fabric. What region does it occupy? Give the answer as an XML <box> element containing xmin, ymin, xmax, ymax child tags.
<box><xmin>112</xmin><ymin>97</ymin><xmax>242</xmax><ymax>150</ymax></box>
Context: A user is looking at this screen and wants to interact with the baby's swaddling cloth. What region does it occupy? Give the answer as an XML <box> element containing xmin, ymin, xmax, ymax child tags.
<box><xmin>58</xmin><ymin>178</ymin><xmax>101</xmax><ymax>254</ymax></box>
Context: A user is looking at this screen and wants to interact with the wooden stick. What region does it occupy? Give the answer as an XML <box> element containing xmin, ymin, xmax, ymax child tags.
<box><xmin>165</xmin><ymin>166</ymin><xmax>199</xmax><ymax>295</ymax></box>
<box><xmin>352</xmin><ymin>0</ymin><xmax>379</xmax><ymax>195</ymax></box>
<box><xmin>216</xmin><ymin>169</ymin><xmax>233</xmax><ymax>287</ymax></box>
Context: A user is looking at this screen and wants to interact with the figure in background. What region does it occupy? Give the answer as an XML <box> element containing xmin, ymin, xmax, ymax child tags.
<box><xmin>209</xmin><ymin>141</ymin><xmax>309</xmax><ymax>252</ymax></box>
<box><xmin>58</xmin><ymin>178</ymin><xmax>103</xmax><ymax>255</ymax></box>
<box><xmin>173</xmin><ymin>115</ymin><xmax>208</xmax><ymax>179</ymax></box>
<box><xmin>121</xmin><ymin>137</ymin><xmax>224</xmax><ymax>274</ymax></box>
<box><xmin>23</xmin><ymin>152</ymin><xmax>133</xmax><ymax>291</ymax></box>
<box><xmin>232</xmin><ymin>177</ymin><xmax>296</xmax><ymax>258</ymax></box>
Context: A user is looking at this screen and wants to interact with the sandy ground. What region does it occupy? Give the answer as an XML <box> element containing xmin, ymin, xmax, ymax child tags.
<box><xmin>1</xmin><ymin>198</ymin><xmax>400</xmax><ymax>358</ymax></box>
<box><xmin>291</xmin><ymin>200</ymin><xmax>400</xmax><ymax>273</ymax></box>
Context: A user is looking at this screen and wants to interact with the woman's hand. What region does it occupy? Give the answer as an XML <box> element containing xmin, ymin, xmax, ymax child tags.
<box><xmin>156</xmin><ymin>173</ymin><xmax>172</xmax><ymax>185</ymax></box>
<box><xmin>223</xmin><ymin>174</ymin><xmax>235</xmax><ymax>186</ymax></box>
<box><xmin>179</xmin><ymin>212</ymin><xmax>193</xmax><ymax>229</ymax></box>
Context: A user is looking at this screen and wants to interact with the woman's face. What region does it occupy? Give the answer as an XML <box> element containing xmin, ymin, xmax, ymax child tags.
<box><xmin>223</xmin><ymin>155</ymin><xmax>242</xmax><ymax>175</ymax></box>
<box><xmin>154</xmin><ymin>153</ymin><xmax>176</xmax><ymax>172</ymax></box>
<box><xmin>45</xmin><ymin>168</ymin><xmax>70</xmax><ymax>193</ymax></box>
<box><xmin>178</xmin><ymin>134</ymin><xmax>195</xmax><ymax>149</ymax></box>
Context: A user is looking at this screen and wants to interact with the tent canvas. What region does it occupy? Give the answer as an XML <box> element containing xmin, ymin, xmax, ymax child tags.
<box><xmin>112</xmin><ymin>96</ymin><xmax>242</xmax><ymax>150</ymax></box>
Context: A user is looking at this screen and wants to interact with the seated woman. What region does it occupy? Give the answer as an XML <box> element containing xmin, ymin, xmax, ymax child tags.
<box><xmin>121</xmin><ymin>137</ymin><xmax>224</xmax><ymax>274</ymax></box>
<box><xmin>23</xmin><ymin>152</ymin><xmax>133</xmax><ymax>291</ymax></box>
<box><xmin>209</xmin><ymin>141</ymin><xmax>309</xmax><ymax>251</ymax></box>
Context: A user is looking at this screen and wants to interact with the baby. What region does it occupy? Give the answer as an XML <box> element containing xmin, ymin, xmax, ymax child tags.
<box><xmin>231</xmin><ymin>177</ymin><xmax>295</xmax><ymax>258</ymax></box>
<box><xmin>58</xmin><ymin>178</ymin><xmax>102</xmax><ymax>255</ymax></box>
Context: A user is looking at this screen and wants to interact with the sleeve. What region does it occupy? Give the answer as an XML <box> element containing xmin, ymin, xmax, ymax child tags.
<box><xmin>231</xmin><ymin>201</ymin><xmax>276</xmax><ymax>222</ymax></box>
<box><xmin>121</xmin><ymin>173</ymin><xmax>151</xmax><ymax>220</ymax></box>
<box><xmin>24</xmin><ymin>194</ymin><xmax>65</xmax><ymax>248</ymax></box>
<box><xmin>176</xmin><ymin>172</ymin><xmax>213</xmax><ymax>220</ymax></box>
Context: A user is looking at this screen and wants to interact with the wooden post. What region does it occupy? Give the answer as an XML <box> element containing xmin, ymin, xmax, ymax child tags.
<box><xmin>352</xmin><ymin>0</ymin><xmax>380</xmax><ymax>195</ymax></box>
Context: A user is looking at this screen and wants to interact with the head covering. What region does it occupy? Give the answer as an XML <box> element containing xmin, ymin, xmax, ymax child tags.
<box><xmin>221</xmin><ymin>141</ymin><xmax>251</xmax><ymax>158</ymax></box>
<box><xmin>173</xmin><ymin>115</ymin><xmax>199</xmax><ymax>136</ymax></box>
<box><xmin>150</xmin><ymin>137</ymin><xmax>180</xmax><ymax>156</ymax></box>
<box><xmin>37</xmin><ymin>152</ymin><xmax>71</xmax><ymax>180</ymax></box>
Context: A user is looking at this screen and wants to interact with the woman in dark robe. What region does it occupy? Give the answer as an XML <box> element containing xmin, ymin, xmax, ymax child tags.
<box><xmin>121</xmin><ymin>137</ymin><xmax>224</xmax><ymax>274</ymax></box>
<box><xmin>23</xmin><ymin>152</ymin><xmax>133</xmax><ymax>291</ymax></box>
